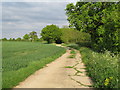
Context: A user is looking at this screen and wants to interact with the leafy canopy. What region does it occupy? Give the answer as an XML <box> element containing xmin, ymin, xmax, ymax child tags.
<box><xmin>41</xmin><ymin>24</ymin><xmax>62</xmax><ymax>43</ymax></box>
<box><xmin>65</xmin><ymin>2</ymin><xmax>120</xmax><ymax>52</ymax></box>
<box><xmin>23</xmin><ymin>34</ymin><xmax>30</xmax><ymax>41</ymax></box>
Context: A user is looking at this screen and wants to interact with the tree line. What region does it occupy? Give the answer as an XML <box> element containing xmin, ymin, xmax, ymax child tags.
<box><xmin>2</xmin><ymin>24</ymin><xmax>91</xmax><ymax>46</ymax></box>
<box><xmin>2</xmin><ymin>31</ymin><xmax>41</xmax><ymax>42</ymax></box>
<box><xmin>65</xmin><ymin>2</ymin><xmax>119</xmax><ymax>53</ymax></box>
<box><xmin>41</xmin><ymin>24</ymin><xmax>91</xmax><ymax>44</ymax></box>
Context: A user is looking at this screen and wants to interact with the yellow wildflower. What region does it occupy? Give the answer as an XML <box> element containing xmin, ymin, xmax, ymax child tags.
<box><xmin>104</xmin><ymin>77</ymin><xmax>113</xmax><ymax>86</ymax></box>
<box><xmin>104</xmin><ymin>78</ymin><xmax>110</xmax><ymax>86</ymax></box>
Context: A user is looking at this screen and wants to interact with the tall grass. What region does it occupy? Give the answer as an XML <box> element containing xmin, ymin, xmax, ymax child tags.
<box><xmin>79</xmin><ymin>47</ymin><xmax>119</xmax><ymax>88</ymax></box>
<box><xmin>2</xmin><ymin>41</ymin><xmax>65</xmax><ymax>88</ymax></box>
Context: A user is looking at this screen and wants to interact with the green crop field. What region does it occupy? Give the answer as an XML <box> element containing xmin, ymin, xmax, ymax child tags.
<box><xmin>2</xmin><ymin>41</ymin><xmax>65</xmax><ymax>88</ymax></box>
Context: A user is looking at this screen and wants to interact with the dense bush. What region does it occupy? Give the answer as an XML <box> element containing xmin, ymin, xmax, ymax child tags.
<box><xmin>60</xmin><ymin>28</ymin><xmax>91</xmax><ymax>44</ymax></box>
<box><xmin>79</xmin><ymin>47</ymin><xmax>119</xmax><ymax>88</ymax></box>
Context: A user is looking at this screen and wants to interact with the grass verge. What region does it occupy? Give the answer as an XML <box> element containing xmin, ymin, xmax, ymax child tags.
<box><xmin>79</xmin><ymin>47</ymin><xmax>119</xmax><ymax>88</ymax></box>
<box><xmin>70</xmin><ymin>50</ymin><xmax>76</xmax><ymax>54</ymax></box>
<box><xmin>68</xmin><ymin>54</ymin><xmax>76</xmax><ymax>58</ymax></box>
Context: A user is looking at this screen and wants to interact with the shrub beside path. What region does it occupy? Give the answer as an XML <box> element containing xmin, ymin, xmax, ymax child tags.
<box><xmin>14</xmin><ymin>45</ymin><xmax>92</xmax><ymax>88</ymax></box>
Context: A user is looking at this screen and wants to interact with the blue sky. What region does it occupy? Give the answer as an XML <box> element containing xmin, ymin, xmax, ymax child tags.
<box><xmin>1</xmin><ymin>0</ymin><xmax>78</xmax><ymax>39</ymax></box>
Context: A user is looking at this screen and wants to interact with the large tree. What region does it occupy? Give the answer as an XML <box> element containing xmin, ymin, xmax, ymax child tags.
<box><xmin>23</xmin><ymin>34</ymin><xmax>30</xmax><ymax>41</ymax></box>
<box><xmin>29</xmin><ymin>31</ymin><xmax>38</xmax><ymax>42</ymax></box>
<box><xmin>41</xmin><ymin>24</ymin><xmax>62</xmax><ymax>43</ymax></box>
<box><xmin>65</xmin><ymin>2</ymin><xmax>119</xmax><ymax>52</ymax></box>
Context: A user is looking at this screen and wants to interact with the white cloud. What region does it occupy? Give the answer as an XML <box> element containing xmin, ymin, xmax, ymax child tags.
<box><xmin>2</xmin><ymin>2</ymin><xmax>70</xmax><ymax>38</ymax></box>
<box><xmin>2</xmin><ymin>0</ymin><xmax>79</xmax><ymax>3</ymax></box>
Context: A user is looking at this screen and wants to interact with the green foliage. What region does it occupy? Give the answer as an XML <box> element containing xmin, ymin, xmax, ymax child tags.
<box><xmin>2</xmin><ymin>41</ymin><xmax>65</xmax><ymax>88</ymax></box>
<box><xmin>60</xmin><ymin>28</ymin><xmax>79</xmax><ymax>43</ymax></box>
<box><xmin>70</xmin><ymin>50</ymin><xmax>76</xmax><ymax>54</ymax></box>
<box><xmin>39</xmin><ymin>37</ymin><xmax>44</xmax><ymax>42</ymax></box>
<box><xmin>68</xmin><ymin>54</ymin><xmax>75</xmax><ymax>58</ymax></box>
<box><xmin>64</xmin><ymin>66</ymin><xmax>73</xmax><ymax>68</ymax></box>
<box><xmin>41</xmin><ymin>24</ymin><xmax>62</xmax><ymax>44</ymax></box>
<box><xmin>61</xmin><ymin>43</ymin><xmax>68</xmax><ymax>46</ymax></box>
<box><xmin>67</xmin><ymin>43</ymin><xmax>79</xmax><ymax>49</ymax></box>
<box><xmin>22</xmin><ymin>31</ymin><xmax>39</xmax><ymax>42</ymax></box>
<box><xmin>60</xmin><ymin>28</ymin><xmax>91</xmax><ymax>44</ymax></box>
<box><xmin>65</xmin><ymin>2</ymin><xmax>119</xmax><ymax>53</ymax></box>
<box><xmin>12</xmin><ymin>38</ymin><xmax>15</xmax><ymax>41</ymax></box>
<box><xmin>79</xmin><ymin>47</ymin><xmax>119</xmax><ymax>88</ymax></box>
<box><xmin>29</xmin><ymin>31</ymin><xmax>38</xmax><ymax>42</ymax></box>
<box><xmin>68</xmin><ymin>49</ymin><xmax>76</xmax><ymax>58</ymax></box>
<box><xmin>2</xmin><ymin>38</ymin><xmax>7</xmax><ymax>41</ymax></box>
<box><xmin>23</xmin><ymin>34</ymin><xmax>30</xmax><ymax>41</ymax></box>
<box><xmin>9</xmin><ymin>38</ymin><xmax>12</xmax><ymax>41</ymax></box>
<box><xmin>16</xmin><ymin>37</ymin><xmax>21</xmax><ymax>41</ymax></box>
<box><xmin>8</xmin><ymin>38</ymin><xmax>15</xmax><ymax>41</ymax></box>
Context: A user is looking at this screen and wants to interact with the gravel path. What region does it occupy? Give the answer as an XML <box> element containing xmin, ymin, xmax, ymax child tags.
<box><xmin>14</xmin><ymin>46</ymin><xmax>92</xmax><ymax>88</ymax></box>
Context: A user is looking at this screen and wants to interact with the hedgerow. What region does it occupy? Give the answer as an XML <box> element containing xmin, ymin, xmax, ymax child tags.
<box><xmin>79</xmin><ymin>47</ymin><xmax>119</xmax><ymax>88</ymax></box>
